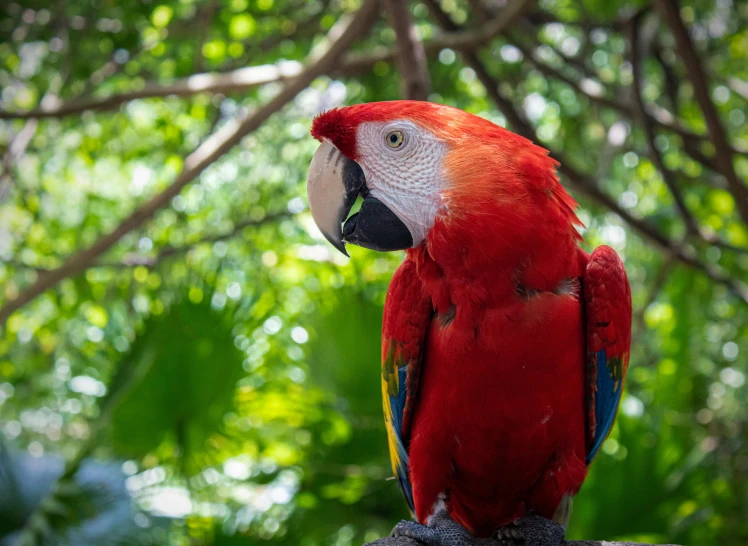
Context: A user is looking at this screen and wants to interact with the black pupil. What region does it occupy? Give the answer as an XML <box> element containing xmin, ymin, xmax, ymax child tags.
<box><xmin>390</xmin><ymin>134</ymin><xmax>398</xmax><ymax>143</ymax></box>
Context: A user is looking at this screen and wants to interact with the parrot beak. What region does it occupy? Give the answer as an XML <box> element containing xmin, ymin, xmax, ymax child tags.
<box><xmin>307</xmin><ymin>141</ymin><xmax>413</xmax><ymax>256</ymax></box>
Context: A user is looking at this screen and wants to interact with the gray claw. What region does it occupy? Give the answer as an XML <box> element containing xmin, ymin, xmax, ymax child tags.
<box><xmin>390</xmin><ymin>511</ymin><xmax>473</xmax><ymax>546</ymax></box>
<box><xmin>494</xmin><ymin>514</ymin><xmax>565</xmax><ymax>546</ymax></box>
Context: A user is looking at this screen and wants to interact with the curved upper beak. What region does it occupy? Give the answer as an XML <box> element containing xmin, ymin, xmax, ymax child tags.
<box><xmin>307</xmin><ymin>140</ymin><xmax>414</xmax><ymax>256</ymax></box>
<box><xmin>306</xmin><ymin>140</ymin><xmax>365</xmax><ymax>257</ymax></box>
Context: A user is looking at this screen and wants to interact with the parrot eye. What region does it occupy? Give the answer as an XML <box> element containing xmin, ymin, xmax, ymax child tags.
<box><xmin>385</xmin><ymin>130</ymin><xmax>405</xmax><ymax>149</ymax></box>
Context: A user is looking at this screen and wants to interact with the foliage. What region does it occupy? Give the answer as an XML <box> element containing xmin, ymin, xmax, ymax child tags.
<box><xmin>0</xmin><ymin>442</ymin><xmax>155</xmax><ymax>546</ymax></box>
<box><xmin>0</xmin><ymin>0</ymin><xmax>747</xmax><ymax>545</ymax></box>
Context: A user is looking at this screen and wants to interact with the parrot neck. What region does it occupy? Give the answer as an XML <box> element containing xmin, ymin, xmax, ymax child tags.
<box><xmin>409</xmin><ymin>199</ymin><xmax>586</xmax><ymax>315</ymax></box>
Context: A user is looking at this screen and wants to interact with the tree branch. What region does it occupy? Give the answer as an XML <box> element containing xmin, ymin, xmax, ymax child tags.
<box><xmin>385</xmin><ymin>0</ymin><xmax>431</xmax><ymax>100</ymax></box>
<box><xmin>364</xmin><ymin>536</ymin><xmax>678</xmax><ymax>546</ymax></box>
<box><xmin>654</xmin><ymin>0</ymin><xmax>748</xmax><ymax>226</ymax></box>
<box><xmin>0</xmin><ymin>0</ymin><xmax>380</xmax><ymax>327</ymax></box>
<box><xmin>0</xmin><ymin>62</ymin><xmax>308</xmax><ymax>120</ymax></box>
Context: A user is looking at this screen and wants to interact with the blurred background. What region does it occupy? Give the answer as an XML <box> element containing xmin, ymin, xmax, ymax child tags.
<box><xmin>0</xmin><ymin>0</ymin><xmax>746</xmax><ymax>544</ymax></box>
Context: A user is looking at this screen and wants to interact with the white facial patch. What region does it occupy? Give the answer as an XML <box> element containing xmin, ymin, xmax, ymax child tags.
<box><xmin>355</xmin><ymin>120</ymin><xmax>448</xmax><ymax>246</ymax></box>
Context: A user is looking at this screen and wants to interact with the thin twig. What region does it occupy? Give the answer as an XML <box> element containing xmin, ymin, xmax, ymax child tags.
<box><xmin>106</xmin><ymin>211</ymin><xmax>291</xmax><ymax>268</ymax></box>
<box><xmin>654</xmin><ymin>0</ymin><xmax>748</xmax><ymax>226</ymax></box>
<box><xmin>727</xmin><ymin>77</ymin><xmax>748</xmax><ymax>101</ymax></box>
<box><xmin>232</xmin><ymin>3</ymin><xmax>329</xmax><ymax>69</ymax></box>
<box><xmin>0</xmin><ymin>212</ymin><xmax>294</xmax><ymax>272</ymax></box>
<box><xmin>194</xmin><ymin>0</ymin><xmax>219</xmax><ymax>73</ymax></box>
<box><xmin>0</xmin><ymin>0</ymin><xmax>380</xmax><ymax>327</ymax></box>
<box><xmin>511</xmin><ymin>39</ymin><xmax>624</xmax><ymax>111</ymax></box>
<box><xmin>523</xmin><ymin>7</ymin><xmax>640</xmax><ymax>32</ymax></box>
<box><xmin>384</xmin><ymin>0</ymin><xmax>431</xmax><ymax>100</ymax></box>
<box><xmin>0</xmin><ymin>119</ymin><xmax>38</xmax><ymax>202</ymax></box>
<box><xmin>699</xmin><ymin>235</ymin><xmax>748</xmax><ymax>255</ymax></box>
<box><xmin>633</xmin><ymin>256</ymin><xmax>676</xmax><ymax>335</ymax></box>
<box><xmin>652</xmin><ymin>41</ymin><xmax>681</xmax><ymax>113</ymax></box>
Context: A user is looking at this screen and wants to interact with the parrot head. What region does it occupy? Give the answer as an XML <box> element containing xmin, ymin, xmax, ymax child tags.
<box><xmin>307</xmin><ymin>101</ymin><xmax>580</xmax><ymax>258</ymax></box>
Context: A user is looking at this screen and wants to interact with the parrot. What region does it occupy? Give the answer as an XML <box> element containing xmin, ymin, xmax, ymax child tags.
<box><xmin>306</xmin><ymin>101</ymin><xmax>631</xmax><ymax>546</ymax></box>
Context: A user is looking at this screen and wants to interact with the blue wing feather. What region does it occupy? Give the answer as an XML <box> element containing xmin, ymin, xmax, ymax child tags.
<box><xmin>381</xmin><ymin>257</ymin><xmax>431</xmax><ymax>513</ymax></box>
<box><xmin>586</xmin><ymin>349</ymin><xmax>624</xmax><ymax>465</ymax></box>
<box><xmin>388</xmin><ymin>366</ymin><xmax>414</xmax><ymax>511</ymax></box>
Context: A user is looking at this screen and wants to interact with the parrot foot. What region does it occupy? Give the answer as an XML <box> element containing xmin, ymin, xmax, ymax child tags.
<box><xmin>391</xmin><ymin>510</ymin><xmax>473</xmax><ymax>546</ymax></box>
<box><xmin>494</xmin><ymin>515</ymin><xmax>565</xmax><ymax>546</ymax></box>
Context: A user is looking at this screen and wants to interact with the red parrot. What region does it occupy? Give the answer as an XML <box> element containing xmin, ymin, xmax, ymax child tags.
<box><xmin>307</xmin><ymin>101</ymin><xmax>631</xmax><ymax>546</ymax></box>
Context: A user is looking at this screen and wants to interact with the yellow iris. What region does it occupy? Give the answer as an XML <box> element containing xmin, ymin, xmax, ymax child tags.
<box><xmin>386</xmin><ymin>130</ymin><xmax>404</xmax><ymax>148</ymax></box>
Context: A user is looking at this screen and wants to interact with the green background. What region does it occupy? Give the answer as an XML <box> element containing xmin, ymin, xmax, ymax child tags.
<box><xmin>0</xmin><ymin>0</ymin><xmax>746</xmax><ymax>545</ymax></box>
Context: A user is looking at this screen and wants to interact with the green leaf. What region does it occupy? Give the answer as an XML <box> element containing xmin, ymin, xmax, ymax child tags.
<box><xmin>151</xmin><ymin>5</ymin><xmax>173</xmax><ymax>28</ymax></box>
<box><xmin>110</xmin><ymin>293</ymin><xmax>244</xmax><ymax>468</ymax></box>
<box><xmin>229</xmin><ymin>14</ymin><xmax>257</xmax><ymax>40</ymax></box>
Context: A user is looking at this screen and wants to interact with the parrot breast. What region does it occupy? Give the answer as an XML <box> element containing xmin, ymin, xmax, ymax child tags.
<box><xmin>401</xmin><ymin>194</ymin><xmax>590</xmax><ymax>535</ymax></box>
<box><xmin>407</xmin><ymin>244</ymin><xmax>589</xmax><ymax>535</ymax></box>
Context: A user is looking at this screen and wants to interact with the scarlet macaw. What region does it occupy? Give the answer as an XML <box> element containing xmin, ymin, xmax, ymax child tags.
<box><xmin>306</xmin><ymin>101</ymin><xmax>631</xmax><ymax>546</ymax></box>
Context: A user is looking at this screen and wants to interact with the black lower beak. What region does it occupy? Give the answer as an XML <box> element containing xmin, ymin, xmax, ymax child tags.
<box><xmin>343</xmin><ymin>196</ymin><xmax>413</xmax><ymax>252</ymax></box>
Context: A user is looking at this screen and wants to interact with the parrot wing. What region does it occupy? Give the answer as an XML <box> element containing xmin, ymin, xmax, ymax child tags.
<box><xmin>381</xmin><ymin>256</ymin><xmax>433</xmax><ymax>512</ymax></box>
<box><xmin>583</xmin><ymin>245</ymin><xmax>632</xmax><ymax>465</ymax></box>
